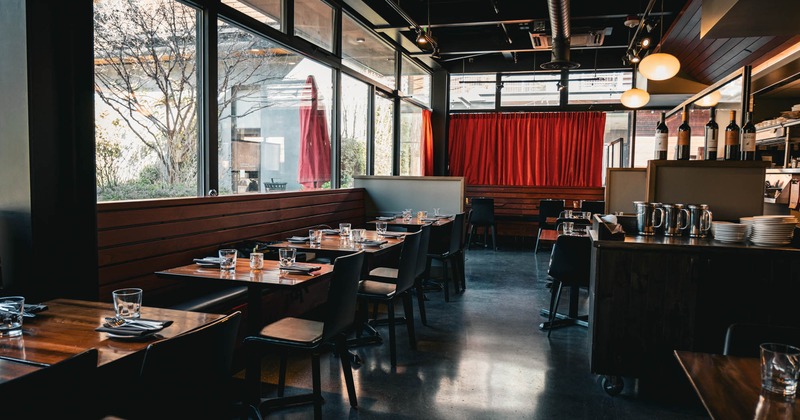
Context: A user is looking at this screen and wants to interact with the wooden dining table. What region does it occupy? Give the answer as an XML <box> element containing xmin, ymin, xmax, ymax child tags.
<box><xmin>156</xmin><ymin>258</ymin><xmax>333</xmax><ymax>337</ymax></box>
<box><xmin>0</xmin><ymin>298</ymin><xmax>225</xmax><ymax>369</ymax></box>
<box><xmin>367</xmin><ymin>215</ymin><xmax>454</xmax><ymax>231</ymax></box>
<box><xmin>674</xmin><ymin>350</ymin><xmax>800</xmax><ymax>419</ymax></box>
<box><xmin>0</xmin><ymin>358</ymin><xmax>42</xmax><ymax>384</ymax></box>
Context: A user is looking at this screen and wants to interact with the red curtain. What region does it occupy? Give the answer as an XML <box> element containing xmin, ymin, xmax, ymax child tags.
<box><xmin>448</xmin><ymin>112</ymin><xmax>606</xmax><ymax>187</ymax></box>
<box><xmin>421</xmin><ymin>109</ymin><xmax>434</xmax><ymax>176</ymax></box>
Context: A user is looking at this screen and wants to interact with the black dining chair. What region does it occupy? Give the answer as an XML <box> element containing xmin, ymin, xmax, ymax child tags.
<box><xmin>581</xmin><ymin>200</ymin><xmax>606</xmax><ymax>215</ymax></box>
<box><xmin>1</xmin><ymin>348</ymin><xmax>100</xmax><ymax>419</ymax></box>
<box><xmin>426</xmin><ymin>212</ymin><xmax>467</xmax><ymax>303</ymax></box>
<box><xmin>354</xmin><ymin>230</ymin><xmax>421</xmax><ymax>366</ymax></box>
<box><xmin>245</xmin><ymin>251</ymin><xmax>365</xmax><ymax>420</ymax></box>
<box><xmin>535</xmin><ymin>199</ymin><xmax>565</xmax><ymax>254</ymax></box>
<box><xmin>466</xmin><ymin>197</ymin><xmax>497</xmax><ymax>251</ymax></box>
<box><xmin>129</xmin><ymin>311</ymin><xmax>258</xmax><ymax>420</ymax></box>
<box><xmin>723</xmin><ymin>323</ymin><xmax>800</xmax><ymax>357</ymax></box>
<box><xmin>544</xmin><ymin>234</ymin><xmax>592</xmax><ymax>337</ymax></box>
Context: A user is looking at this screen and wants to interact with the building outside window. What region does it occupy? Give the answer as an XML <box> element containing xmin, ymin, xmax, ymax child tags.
<box><xmin>374</xmin><ymin>92</ymin><xmax>394</xmax><ymax>175</ymax></box>
<box><xmin>340</xmin><ymin>74</ymin><xmax>368</xmax><ymax>187</ymax></box>
<box><xmin>399</xmin><ymin>101</ymin><xmax>423</xmax><ymax>176</ymax></box>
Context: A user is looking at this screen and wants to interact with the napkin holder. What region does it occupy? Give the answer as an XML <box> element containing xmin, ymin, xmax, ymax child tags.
<box><xmin>593</xmin><ymin>214</ymin><xmax>625</xmax><ymax>241</ymax></box>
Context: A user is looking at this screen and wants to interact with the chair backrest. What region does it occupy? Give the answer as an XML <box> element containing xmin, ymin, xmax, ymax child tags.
<box><xmin>469</xmin><ymin>197</ymin><xmax>495</xmax><ymax>224</ymax></box>
<box><xmin>136</xmin><ymin>311</ymin><xmax>243</xmax><ymax>419</ymax></box>
<box><xmin>448</xmin><ymin>212</ymin><xmax>466</xmax><ymax>254</ymax></box>
<box><xmin>322</xmin><ymin>250</ymin><xmax>365</xmax><ymax>341</ymax></box>
<box><xmin>723</xmin><ymin>323</ymin><xmax>800</xmax><ymax>357</ymax></box>
<box><xmin>394</xmin><ymin>230</ymin><xmax>421</xmax><ymax>293</ymax></box>
<box><xmin>547</xmin><ymin>234</ymin><xmax>592</xmax><ymax>287</ymax></box>
<box><xmin>415</xmin><ymin>224</ymin><xmax>432</xmax><ymax>279</ymax></box>
<box><xmin>2</xmin><ymin>348</ymin><xmax>99</xmax><ymax>418</ymax></box>
<box><xmin>581</xmin><ymin>200</ymin><xmax>606</xmax><ymax>215</ymax></box>
<box><xmin>538</xmin><ymin>199</ymin><xmax>565</xmax><ymax>224</ymax></box>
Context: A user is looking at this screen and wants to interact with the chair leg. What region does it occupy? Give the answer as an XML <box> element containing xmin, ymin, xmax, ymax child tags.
<box><xmin>415</xmin><ymin>277</ymin><xmax>428</xmax><ymax>326</ymax></box>
<box><xmin>534</xmin><ymin>228</ymin><xmax>542</xmax><ymax>253</ymax></box>
<box><xmin>336</xmin><ymin>334</ymin><xmax>358</xmax><ymax>408</ymax></box>
<box><xmin>387</xmin><ymin>301</ymin><xmax>397</xmax><ymax>366</ymax></box>
<box><xmin>548</xmin><ymin>282</ymin><xmax>564</xmax><ymax>338</ymax></box>
<box><xmin>466</xmin><ymin>226</ymin><xmax>474</xmax><ymax>250</ymax></box>
<box><xmin>458</xmin><ymin>251</ymin><xmax>466</xmax><ymax>291</ymax></box>
<box><xmin>278</xmin><ymin>352</ymin><xmax>287</xmax><ymax>397</ymax></box>
<box><xmin>491</xmin><ymin>225</ymin><xmax>497</xmax><ymax>251</ymax></box>
<box><xmin>312</xmin><ymin>353</ymin><xmax>322</xmax><ymax>420</ymax></box>
<box><xmin>442</xmin><ymin>259</ymin><xmax>450</xmax><ymax>302</ymax></box>
<box><xmin>402</xmin><ymin>292</ymin><xmax>416</xmax><ymax>349</ymax></box>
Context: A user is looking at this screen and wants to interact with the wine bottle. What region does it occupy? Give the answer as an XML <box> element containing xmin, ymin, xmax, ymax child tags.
<box><xmin>724</xmin><ymin>110</ymin><xmax>740</xmax><ymax>160</ymax></box>
<box><xmin>704</xmin><ymin>107</ymin><xmax>718</xmax><ymax>160</ymax></box>
<box><xmin>677</xmin><ymin>109</ymin><xmax>691</xmax><ymax>160</ymax></box>
<box><xmin>654</xmin><ymin>111</ymin><xmax>668</xmax><ymax>160</ymax></box>
<box><xmin>741</xmin><ymin>111</ymin><xmax>756</xmax><ymax>161</ymax></box>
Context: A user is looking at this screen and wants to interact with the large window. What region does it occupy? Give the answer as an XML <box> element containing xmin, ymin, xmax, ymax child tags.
<box><xmin>221</xmin><ymin>0</ymin><xmax>280</xmax><ymax>29</ymax></box>
<box><xmin>400</xmin><ymin>56</ymin><xmax>431</xmax><ymax>106</ymax></box>
<box><xmin>340</xmin><ymin>74</ymin><xmax>368</xmax><ymax>187</ymax></box>
<box><xmin>400</xmin><ymin>102</ymin><xmax>423</xmax><ymax>176</ymax></box>
<box><xmin>500</xmin><ymin>73</ymin><xmax>561</xmax><ymax>107</ymax></box>
<box><xmin>449</xmin><ymin>74</ymin><xmax>496</xmax><ymax>110</ymax></box>
<box><xmin>294</xmin><ymin>0</ymin><xmax>334</xmax><ymax>52</ymax></box>
<box><xmin>568</xmin><ymin>71</ymin><xmax>632</xmax><ymax>105</ymax></box>
<box><xmin>94</xmin><ymin>0</ymin><xmax>199</xmax><ymax>201</ymax></box>
<box><xmin>374</xmin><ymin>92</ymin><xmax>395</xmax><ymax>175</ymax></box>
<box><xmin>218</xmin><ymin>21</ymin><xmax>333</xmax><ymax>194</ymax></box>
<box><xmin>342</xmin><ymin>13</ymin><xmax>396</xmax><ymax>89</ymax></box>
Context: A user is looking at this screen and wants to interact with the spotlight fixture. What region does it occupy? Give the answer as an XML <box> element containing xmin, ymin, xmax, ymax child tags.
<box><xmin>641</xmin><ymin>37</ymin><xmax>651</xmax><ymax>48</ymax></box>
<box><xmin>630</xmin><ymin>55</ymin><xmax>641</xmax><ymax>64</ymax></box>
<box><xmin>415</xmin><ymin>29</ymin><xmax>429</xmax><ymax>47</ymax></box>
<box><xmin>624</xmin><ymin>15</ymin><xmax>640</xmax><ymax>28</ymax></box>
<box><xmin>355</xmin><ymin>37</ymin><xmax>365</xmax><ymax>43</ymax></box>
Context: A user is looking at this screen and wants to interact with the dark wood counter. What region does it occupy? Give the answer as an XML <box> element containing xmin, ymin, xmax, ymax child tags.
<box><xmin>589</xmin><ymin>231</ymin><xmax>800</xmax><ymax>396</ymax></box>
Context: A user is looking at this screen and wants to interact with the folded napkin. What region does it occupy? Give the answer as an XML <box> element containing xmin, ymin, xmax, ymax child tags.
<box><xmin>96</xmin><ymin>319</ymin><xmax>173</xmax><ymax>337</ymax></box>
<box><xmin>361</xmin><ymin>240</ymin><xmax>388</xmax><ymax>247</ymax></box>
<box><xmin>287</xmin><ymin>236</ymin><xmax>309</xmax><ymax>243</ymax></box>
<box><xmin>194</xmin><ymin>257</ymin><xmax>223</xmax><ymax>267</ymax></box>
<box><xmin>378</xmin><ymin>231</ymin><xmax>404</xmax><ymax>238</ymax></box>
<box><xmin>436</xmin><ymin>214</ymin><xmax>454</xmax><ymax>219</ymax></box>
<box><xmin>321</xmin><ymin>229</ymin><xmax>339</xmax><ymax>235</ymax></box>
<box><xmin>421</xmin><ymin>218</ymin><xmax>439</xmax><ymax>222</ymax></box>
<box><xmin>376</xmin><ymin>216</ymin><xmax>396</xmax><ymax>221</ymax></box>
<box><xmin>281</xmin><ymin>265</ymin><xmax>321</xmax><ymax>273</ymax></box>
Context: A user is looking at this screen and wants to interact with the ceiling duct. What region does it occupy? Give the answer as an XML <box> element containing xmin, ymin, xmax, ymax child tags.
<box><xmin>540</xmin><ymin>0</ymin><xmax>580</xmax><ymax>70</ymax></box>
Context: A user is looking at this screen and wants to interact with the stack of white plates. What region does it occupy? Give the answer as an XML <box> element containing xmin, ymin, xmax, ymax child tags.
<box><xmin>748</xmin><ymin>215</ymin><xmax>798</xmax><ymax>246</ymax></box>
<box><xmin>711</xmin><ymin>221</ymin><xmax>748</xmax><ymax>243</ymax></box>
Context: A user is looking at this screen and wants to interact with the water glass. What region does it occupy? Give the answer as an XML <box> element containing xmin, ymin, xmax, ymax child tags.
<box><xmin>309</xmin><ymin>229</ymin><xmax>322</xmax><ymax>246</ymax></box>
<box><xmin>417</xmin><ymin>210</ymin><xmax>428</xmax><ymax>219</ymax></box>
<box><xmin>339</xmin><ymin>223</ymin><xmax>352</xmax><ymax>238</ymax></box>
<box><xmin>558</xmin><ymin>221</ymin><xmax>574</xmax><ymax>235</ymax></box>
<box><xmin>376</xmin><ymin>221</ymin><xmax>387</xmax><ymax>235</ymax></box>
<box><xmin>249</xmin><ymin>252</ymin><xmax>264</xmax><ymax>270</ymax></box>
<box><xmin>433</xmin><ymin>208</ymin><xmax>441</xmax><ymax>216</ymax></box>
<box><xmin>278</xmin><ymin>248</ymin><xmax>296</xmax><ymax>268</ymax></box>
<box><xmin>352</xmin><ymin>228</ymin><xmax>365</xmax><ymax>244</ymax></box>
<box><xmin>112</xmin><ymin>288</ymin><xmax>142</xmax><ymax>320</ymax></box>
<box><xmin>218</xmin><ymin>248</ymin><xmax>238</xmax><ymax>271</ymax></box>
<box><xmin>760</xmin><ymin>343</ymin><xmax>800</xmax><ymax>397</ymax></box>
<box><xmin>403</xmin><ymin>209</ymin><xmax>412</xmax><ymax>221</ymax></box>
<box><xmin>0</xmin><ymin>296</ymin><xmax>25</xmax><ymax>337</ymax></box>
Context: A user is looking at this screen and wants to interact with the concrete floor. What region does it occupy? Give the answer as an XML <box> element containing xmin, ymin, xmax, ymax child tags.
<box><xmin>234</xmin><ymin>239</ymin><xmax>710</xmax><ymax>419</ymax></box>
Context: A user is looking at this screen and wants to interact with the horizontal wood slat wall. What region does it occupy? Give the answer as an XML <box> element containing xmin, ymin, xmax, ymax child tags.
<box><xmin>465</xmin><ymin>185</ymin><xmax>605</xmax><ymax>236</ymax></box>
<box><xmin>96</xmin><ymin>189</ymin><xmax>366</xmax><ymax>305</ymax></box>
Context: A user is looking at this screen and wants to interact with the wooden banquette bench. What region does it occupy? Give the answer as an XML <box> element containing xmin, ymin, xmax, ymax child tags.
<box><xmin>464</xmin><ymin>185</ymin><xmax>605</xmax><ymax>237</ymax></box>
<box><xmin>96</xmin><ymin>189</ymin><xmax>367</xmax><ymax>326</ymax></box>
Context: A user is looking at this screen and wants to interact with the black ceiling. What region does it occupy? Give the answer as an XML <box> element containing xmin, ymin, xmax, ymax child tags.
<box><xmin>346</xmin><ymin>0</ymin><xmax>690</xmax><ymax>74</ymax></box>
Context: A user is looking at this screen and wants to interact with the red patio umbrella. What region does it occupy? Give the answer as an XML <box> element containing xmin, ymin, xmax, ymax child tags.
<box><xmin>298</xmin><ymin>75</ymin><xmax>332</xmax><ymax>189</ymax></box>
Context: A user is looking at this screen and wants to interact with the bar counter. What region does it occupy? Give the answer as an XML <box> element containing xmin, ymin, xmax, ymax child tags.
<box><xmin>588</xmin><ymin>230</ymin><xmax>800</xmax><ymax>397</ymax></box>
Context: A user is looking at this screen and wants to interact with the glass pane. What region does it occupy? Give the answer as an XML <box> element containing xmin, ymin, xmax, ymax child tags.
<box><xmin>601</xmin><ymin>111</ymin><xmax>630</xmax><ymax>184</ymax></box>
<box><xmin>221</xmin><ymin>0</ymin><xmax>280</xmax><ymax>29</ymax></box>
<box><xmin>569</xmin><ymin>71</ymin><xmax>632</xmax><ymax>105</ymax></box>
<box><xmin>500</xmin><ymin>73</ymin><xmax>561</xmax><ymax>107</ymax></box>
<box><xmin>294</xmin><ymin>0</ymin><xmax>333</xmax><ymax>52</ymax></box>
<box><xmin>342</xmin><ymin>13</ymin><xmax>396</xmax><ymax>89</ymax></box>
<box><xmin>340</xmin><ymin>74</ymin><xmax>368</xmax><ymax>188</ymax></box>
<box><xmin>374</xmin><ymin>93</ymin><xmax>394</xmax><ymax>176</ymax></box>
<box><xmin>218</xmin><ymin>21</ymin><xmax>333</xmax><ymax>194</ymax></box>
<box><xmin>400</xmin><ymin>102</ymin><xmax>423</xmax><ymax>176</ymax></box>
<box><xmin>687</xmin><ymin>76</ymin><xmax>744</xmax><ymax>160</ymax></box>
<box><xmin>449</xmin><ymin>73</ymin><xmax>496</xmax><ymax>110</ymax></box>
<box><xmin>94</xmin><ymin>0</ymin><xmax>199</xmax><ymax>201</ymax></box>
<box><xmin>400</xmin><ymin>56</ymin><xmax>431</xmax><ymax>106</ymax></box>
<box><xmin>632</xmin><ymin>109</ymin><xmax>672</xmax><ymax>168</ymax></box>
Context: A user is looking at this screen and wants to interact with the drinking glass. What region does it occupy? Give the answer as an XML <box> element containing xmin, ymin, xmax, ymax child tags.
<box><xmin>218</xmin><ymin>249</ymin><xmax>238</xmax><ymax>271</ymax></box>
<box><xmin>558</xmin><ymin>221</ymin><xmax>574</xmax><ymax>235</ymax></box>
<box><xmin>249</xmin><ymin>252</ymin><xmax>264</xmax><ymax>270</ymax></box>
<box><xmin>417</xmin><ymin>210</ymin><xmax>427</xmax><ymax>219</ymax></box>
<box><xmin>278</xmin><ymin>248</ymin><xmax>296</xmax><ymax>268</ymax></box>
<box><xmin>309</xmin><ymin>229</ymin><xmax>322</xmax><ymax>247</ymax></box>
<box><xmin>433</xmin><ymin>208</ymin><xmax>441</xmax><ymax>217</ymax></box>
<box><xmin>0</xmin><ymin>296</ymin><xmax>25</xmax><ymax>337</ymax></box>
<box><xmin>352</xmin><ymin>228</ymin><xmax>365</xmax><ymax>244</ymax></box>
<box><xmin>339</xmin><ymin>223</ymin><xmax>352</xmax><ymax>238</ymax></box>
<box><xmin>403</xmin><ymin>209</ymin><xmax>412</xmax><ymax>221</ymax></box>
<box><xmin>760</xmin><ymin>343</ymin><xmax>800</xmax><ymax>397</ymax></box>
<box><xmin>376</xmin><ymin>221</ymin><xmax>387</xmax><ymax>235</ymax></box>
<box><xmin>112</xmin><ymin>288</ymin><xmax>142</xmax><ymax>319</ymax></box>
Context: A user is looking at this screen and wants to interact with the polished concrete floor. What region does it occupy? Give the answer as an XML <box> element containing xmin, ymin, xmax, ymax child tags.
<box><xmin>234</xmin><ymin>239</ymin><xmax>710</xmax><ymax>419</ymax></box>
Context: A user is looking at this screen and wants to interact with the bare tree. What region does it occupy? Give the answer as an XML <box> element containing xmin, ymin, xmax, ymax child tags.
<box><xmin>94</xmin><ymin>0</ymin><xmax>288</xmax><ymax>185</ymax></box>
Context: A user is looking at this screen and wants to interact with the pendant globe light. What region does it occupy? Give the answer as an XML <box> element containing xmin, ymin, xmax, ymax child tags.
<box><xmin>639</xmin><ymin>0</ymin><xmax>680</xmax><ymax>81</ymax></box>
<box><xmin>620</xmin><ymin>88</ymin><xmax>650</xmax><ymax>108</ymax></box>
